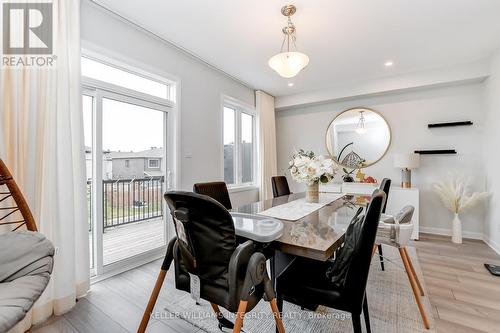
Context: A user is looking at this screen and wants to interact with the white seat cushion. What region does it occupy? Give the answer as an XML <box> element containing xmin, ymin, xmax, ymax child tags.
<box><xmin>0</xmin><ymin>231</ymin><xmax>54</xmax><ymax>332</ymax></box>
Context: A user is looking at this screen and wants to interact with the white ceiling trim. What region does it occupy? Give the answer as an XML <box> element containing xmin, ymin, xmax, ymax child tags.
<box><xmin>275</xmin><ymin>59</ymin><xmax>490</xmax><ymax>110</ymax></box>
<box><xmin>88</xmin><ymin>0</ymin><xmax>257</xmax><ymax>92</ymax></box>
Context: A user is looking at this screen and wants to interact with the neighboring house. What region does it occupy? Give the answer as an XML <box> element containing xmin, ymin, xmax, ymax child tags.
<box><xmin>105</xmin><ymin>147</ymin><xmax>164</xmax><ymax>180</ymax></box>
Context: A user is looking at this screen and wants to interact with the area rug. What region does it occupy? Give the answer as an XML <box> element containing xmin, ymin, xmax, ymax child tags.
<box><xmin>159</xmin><ymin>246</ymin><xmax>435</xmax><ymax>332</ymax></box>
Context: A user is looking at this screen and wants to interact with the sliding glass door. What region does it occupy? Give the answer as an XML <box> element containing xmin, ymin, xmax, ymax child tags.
<box><xmin>84</xmin><ymin>90</ymin><xmax>171</xmax><ymax>277</ymax></box>
<box><xmin>101</xmin><ymin>97</ymin><xmax>167</xmax><ymax>266</ymax></box>
<box><xmin>82</xmin><ymin>54</ymin><xmax>176</xmax><ymax>279</ymax></box>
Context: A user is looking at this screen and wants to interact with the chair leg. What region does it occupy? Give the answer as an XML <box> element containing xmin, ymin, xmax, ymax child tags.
<box><xmin>270</xmin><ymin>298</ymin><xmax>286</xmax><ymax>333</ymax></box>
<box><xmin>351</xmin><ymin>314</ymin><xmax>362</xmax><ymax>333</ymax></box>
<box><xmin>363</xmin><ymin>295</ymin><xmax>371</xmax><ymax>333</ymax></box>
<box><xmin>372</xmin><ymin>244</ymin><xmax>377</xmax><ymax>257</ymax></box>
<box><xmin>402</xmin><ymin>247</ymin><xmax>424</xmax><ymax>296</ymax></box>
<box><xmin>211</xmin><ymin>303</ymin><xmax>234</xmax><ymax>331</ymax></box>
<box><xmin>378</xmin><ymin>244</ymin><xmax>385</xmax><ymax>271</ymax></box>
<box><xmin>399</xmin><ymin>248</ymin><xmax>430</xmax><ymax>329</ymax></box>
<box><xmin>233</xmin><ymin>300</ymin><xmax>248</xmax><ymax>333</ymax></box>
<box><xmin>137</xmin><ymin>269</ymin><xmax>167</xmax><ymax>333</ymax></box>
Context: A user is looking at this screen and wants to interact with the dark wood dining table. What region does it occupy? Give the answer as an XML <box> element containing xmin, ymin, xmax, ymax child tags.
<box><xmin>233</xmin><ymin>192</ymin><xmax>369</xmax><ymax>283</ymax></box>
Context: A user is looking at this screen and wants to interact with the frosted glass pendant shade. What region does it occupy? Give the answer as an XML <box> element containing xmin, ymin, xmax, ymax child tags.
<box><xmin>268</xmin><ymin>51</ymin><xmax>310</xmax><ymax>78</ymax></box>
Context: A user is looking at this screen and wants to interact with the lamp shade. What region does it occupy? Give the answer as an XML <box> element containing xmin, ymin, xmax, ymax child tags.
<box><xmin>268</xmin><ymin>51</ymin><xmax>310</xmax><ymax>78</ymax></box>
<box><xmin>393</xmin><ymin>153</ymin><xmax>420</xmax><ymax>169</ymax></box>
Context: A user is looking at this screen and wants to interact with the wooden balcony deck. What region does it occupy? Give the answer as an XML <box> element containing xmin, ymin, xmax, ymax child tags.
<box><xmin>90</xmin><ymin>217</ymin><xmax>166</xmax><ymax>266</ymax></box>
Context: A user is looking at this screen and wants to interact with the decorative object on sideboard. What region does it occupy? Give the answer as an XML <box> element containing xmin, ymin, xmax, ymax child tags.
<box><xmin>342</xmin><ymin>167</ymin><xmax>355</xmax><ymax>182</ymax></box>
<box><xmin>414</xmin><ymin>149</ymin><xmax>457</xmax><ymax>155</ymax></box>
<box><xmin>434</xmin><ymin>174</ymin><xmax>489</xmax><ymax>244</ymax></box>
<box><xmin>355</xmin><ymin>169</ymin><xmax>365</xmax><ymax>182</ymax></box>
<box><xmin>428</xmin><ymin>121</ymin><xmax>473</xmax><ymax>128</ymax></box>
<box><xmin>268</xmin><ymin>5</ymin><xmax>310</xmax><ymax>78</ymax></box>
<box><xmin>394</xmin><ymin>153</ymin><xmax>420</xmax><ymax>188</ymax></box>
<box><xmin>326</xmin><ymin>107</ymin><xmax>391</xmax><ymax>168</ymax></box>
<box><xmin>289</xmin><ymin>149</ymin><xmax>337</xmax><ymax>203</ymax></box>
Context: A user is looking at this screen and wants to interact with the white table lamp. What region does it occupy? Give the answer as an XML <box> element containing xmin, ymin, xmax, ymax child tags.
<box><xmin>394</xmin><ymin>153</ymin><xmax>420</xmax><ymax>188</ymax></box>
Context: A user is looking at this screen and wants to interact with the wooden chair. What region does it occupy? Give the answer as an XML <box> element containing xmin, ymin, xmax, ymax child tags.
<box><xmin>375</xmin><ymin>205</ymin><xmax>429</xmax><ymax>329</ymax></box>
<box><xmin>0</xmin><ymin>159</ymin><xmax>37</xmax><ymax>232</ymax></box>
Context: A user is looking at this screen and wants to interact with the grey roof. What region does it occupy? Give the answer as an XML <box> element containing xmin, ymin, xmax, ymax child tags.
<box><xmin>105</xmin><ymin>147</ymin><xmax>164</xmax><ymax>159</ymax></box>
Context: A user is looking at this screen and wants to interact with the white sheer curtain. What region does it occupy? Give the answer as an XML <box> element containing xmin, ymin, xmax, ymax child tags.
<box><xmin>256</xmin><ymin>91</ymin><xmax>278</xmax><ymax>200</ymax></box>
<box><xmin>0</xmin><ymin>0</ymin><xmax>89</xmax><ymax>330</ymax></box>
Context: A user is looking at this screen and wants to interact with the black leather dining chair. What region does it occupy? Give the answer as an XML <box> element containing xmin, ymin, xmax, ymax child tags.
<box><xmin>377</xmin><ymin>178</ymin><xmax>391</xmax><ymax>271</ymax></box>
<box><xmin>271</xmin><ymin>176</ymin><xmax>291</xmax><ymax>198</ymax></box>
<box><xmin>275</xmin><ymin>190</ymin><xmax>385</xmax><ymax>333</ymax></box>
<box><xmin>138</xmin><ymin>191</ymin><xmax>285</xmax><ymax>333</ymax></box>
<box><xmin>193</xmin><ymin>181</ymin><xmax>232</xmax><ymax>210</ymax></box>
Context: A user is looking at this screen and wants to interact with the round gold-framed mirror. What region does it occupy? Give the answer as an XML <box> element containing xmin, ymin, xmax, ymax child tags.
<box><xmin>325</xmin><ymin>107</ymin><xmax>391</xmax><ymax>168</ymax></box>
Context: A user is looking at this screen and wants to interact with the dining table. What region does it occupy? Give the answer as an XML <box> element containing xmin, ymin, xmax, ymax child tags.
<box><xmin>232</xmin><ymin>191</ymin><xmax>370</xmax><ymax>285</ymax></box>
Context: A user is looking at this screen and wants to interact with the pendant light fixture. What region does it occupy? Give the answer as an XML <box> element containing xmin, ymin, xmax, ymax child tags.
<box><xmin>268</xmin><ymin>5</ymin><xmax>310</xmax><ymax>78</ymax></box>
<box><xmin>355</xmin><ymin>111</ymin><xmax>367</xmax><ymax>135</ymax></box>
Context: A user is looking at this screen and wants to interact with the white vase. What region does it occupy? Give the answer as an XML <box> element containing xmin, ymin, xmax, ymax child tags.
<box><xmin>306</xmin><ymin>182</ymin><xmax>319</xmax><ymax>203</ymax></box>
<box><xmin>451</xmin><ymin>213</ymin><xmax>462</xmax><ymax>244</ymax></box>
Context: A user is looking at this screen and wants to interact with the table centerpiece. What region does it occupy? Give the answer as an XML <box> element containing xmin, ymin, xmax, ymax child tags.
<box><xmin>289</xmin><ymin>149</ymin><xmax>337</xmax><ymax>203</ymax></box>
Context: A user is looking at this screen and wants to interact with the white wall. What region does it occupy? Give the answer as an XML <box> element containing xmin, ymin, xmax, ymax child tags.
<box><xmin>81</xmin><ymin>1</ymin><xmax>258</xmax><ymax>207</ymax></box>
<box><xmin>276</xmin><ymin>83</ymin><xmax>486</xmax><ymax>237</ymax></box>
<box><xmin>483</xmin><ymin>49</ymin><xmax>500</xmax><ymax>253</ymax></box>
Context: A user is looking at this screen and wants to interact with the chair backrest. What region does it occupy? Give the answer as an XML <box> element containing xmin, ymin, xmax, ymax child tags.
<box><xmin>395</xmin><ymin>205</ymin><xmax>414</xmax><ymax>224</ymax></box>
<box><xmin>378</xmin><ymin>178</ymin><xmax>391</xmax><ymax>213</ymax></box>
<box><xmin>0</xmin><ymin>159</ymin><xmax>37</xmax><ymax>232</ymax></box>
<box><xmin>164</xmin><ymin>191</ymin><xmax>237</xmax><ymax>280</ymax></box>
<box><xmin>377</xmin><ymin>206</ymin><xmax>415</xmax><ymax>247</ymax></box>
<box><xmin>343</xmin><ymin>190</ymin><xmax>385</xmax><ymax>307</ymax></box>
<box><xmin>271</xmin><ymin>176</ymin><xmax>291</xmax><ymax>198</ymax></box>
<box><xmin>193</xmin><ymin>181</ymin><xmax>232</xmax><ymax>210</ymax></box>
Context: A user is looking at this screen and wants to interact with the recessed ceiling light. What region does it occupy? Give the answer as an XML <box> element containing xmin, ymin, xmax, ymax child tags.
<box><xmin>385</xmin><ymin>61</ymin><xmax>394</xmax><ymax>67</ymax></box>
<box><xmin>288</xmin><ymin>82</ymin><xmax>294</xmax><ymax>87</ymax></box>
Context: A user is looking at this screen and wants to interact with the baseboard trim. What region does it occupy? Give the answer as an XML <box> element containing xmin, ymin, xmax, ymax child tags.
<box><xmin>483</xmin><ymin>236</ymin><xmax>500</xmax><ymax>256</ymax></box>
<box><xmin>419</xmin><ymin>226</ymin><xmax>484</xmax><ymax>240</ymax></box>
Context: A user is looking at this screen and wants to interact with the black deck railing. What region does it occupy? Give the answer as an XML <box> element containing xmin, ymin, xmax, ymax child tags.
<box><xmin>86</xmin><ymin>177</ymin><xmax>165</xmax><ymax>231</ymax></box>
<box><xmin>102</xmin><ymin>176</ymin><xmax>164</xmax><ymax>230</ymax></box>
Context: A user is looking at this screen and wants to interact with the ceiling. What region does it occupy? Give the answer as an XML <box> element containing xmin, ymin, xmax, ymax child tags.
<box><xmin>94</xmin><ymin>0</ymin><xmax>500</xmax><ymax>97</ymax></box>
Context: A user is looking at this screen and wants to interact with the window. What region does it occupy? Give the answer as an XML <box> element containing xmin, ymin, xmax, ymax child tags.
<box><xmin>125</xmin><ymin>160</ymin><xmax>130</xmax><ymax>168</ymax></box>
<box><xmin>81</xmin><ymin>56</ymin><xmax>172</xmax><ymax>100</ymax></box>
<box><xmin>148</xmin><ymin>158</ymin><xmax>160</xmax><ymax>169</ymax></box>
<box><xmin>223</xmin><ymin>98</ymin><xmax>256</xmax><ymax>186</ymax></box>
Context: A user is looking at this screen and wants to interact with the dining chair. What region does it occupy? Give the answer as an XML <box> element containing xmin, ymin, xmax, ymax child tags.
<box><xmin>138</xmin><ymin>191</ymin><xmax>285</xmax><ymax>333</ymax></box>
<box><xmin>376</xmin><ymin>205</ymin><xmax>430</xmax><ymax>329</ymax></box>
<box><xmin>275</xmin><ymin>190</ymin><xmax>386</xmax><ymax>333</ymax></box>
<box><xmin>377</xmin><ymin>178</ymin><xmax>391</xmax><ymax>271</ymax></box>
<box><xmin>193</xmin><ymin>181</ymin><xmax>232</xmax><ymax>209</ymax></box>
<box><xmin>271</xmin><ymin>176</ymin><xmax>291</xmax><ymax>198</ymax></box>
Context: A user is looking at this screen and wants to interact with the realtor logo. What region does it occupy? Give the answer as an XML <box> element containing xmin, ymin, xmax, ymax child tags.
<box><xmin>2</xmin><ymin>1</ymin><xmax>55</xmax><ymax>67</ymax></box>
<box><xmin>3</xmin><ymin>1</ymin><xmax>53</xmax><ymax>54</ymax></box>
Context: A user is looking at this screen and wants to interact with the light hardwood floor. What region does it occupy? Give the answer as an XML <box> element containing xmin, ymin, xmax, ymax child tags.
<box><xmin>32</xmin><ymin>234</ymin><xmax>500</xmax><ymax>333</ymax></box>
<box><xmin>409</xmin><ymin>234</ymin><xmax>500</xmax><ymax>333</ymax></box>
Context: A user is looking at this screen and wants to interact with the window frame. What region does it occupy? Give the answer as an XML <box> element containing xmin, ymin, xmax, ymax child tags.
<box><xmin>221</xmin><ymin>95</ymin><xmax>257</xmax><ymax>189</ymax></box>
<box><xmin>148</xmin><ymin>158</ymin><xmax>160</xmax><ymax>169</ymax></box>
<box><xmin>81</xmin><ymin>49</ymin><xmax>181</xmax><ymax>282</ymax></box>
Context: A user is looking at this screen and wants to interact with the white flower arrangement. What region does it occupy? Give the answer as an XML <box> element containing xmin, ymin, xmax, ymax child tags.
<box><xmin>434</xmin><ymin>174</ymin><xmax>489</xmax><ymax>214</ymax></box>
<box><xmin>289</xmin><ymin>149</ymin><xmax>337</xmax><ymax>185</ymax></box>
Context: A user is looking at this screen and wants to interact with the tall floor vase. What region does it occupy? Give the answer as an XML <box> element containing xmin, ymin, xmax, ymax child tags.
<box><xmin>451</xmin><ymin>213</ymin><xmax>462</xmax><ymax>244</ymax></box>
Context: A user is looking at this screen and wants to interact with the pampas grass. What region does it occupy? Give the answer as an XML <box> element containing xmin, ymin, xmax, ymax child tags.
<box><xmin>434</xmin><ymin>174</ymin><xmax>489</xmax><ymax>214</ymax></box>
